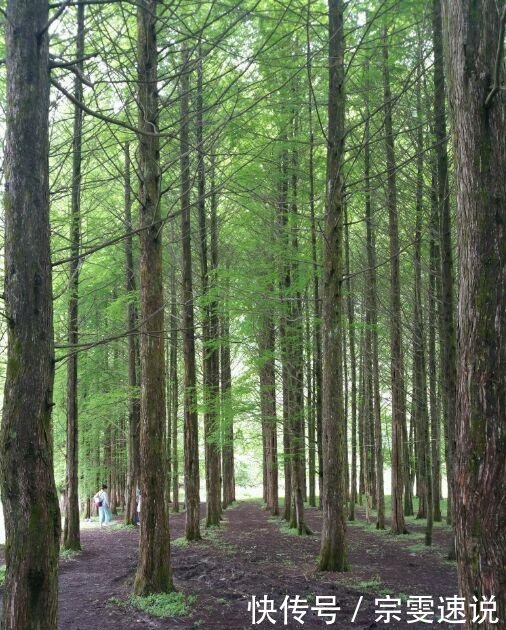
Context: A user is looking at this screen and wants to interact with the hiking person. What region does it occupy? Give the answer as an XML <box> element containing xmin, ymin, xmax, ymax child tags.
<box><xmin>93</xmin><ymin>484</ymin><xmax>111</xmax><ymax>528</ymax></box>
<box><xmin>136</xmin><ymin>486</ymin><xmax>141</xmax><ymax>526</ymax></box>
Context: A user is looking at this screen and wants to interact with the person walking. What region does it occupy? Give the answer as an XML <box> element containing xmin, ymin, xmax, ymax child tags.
<box><xmin>94</xmin><ymin>484</ymin><xmax>111</xmax><ymax>528</ymax></box>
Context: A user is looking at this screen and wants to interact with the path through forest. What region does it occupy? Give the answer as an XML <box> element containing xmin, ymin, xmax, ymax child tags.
<box><xmin>1</xmin><ymin>501</ymin><xmax>457</xmax><ymax>629</ymax></box>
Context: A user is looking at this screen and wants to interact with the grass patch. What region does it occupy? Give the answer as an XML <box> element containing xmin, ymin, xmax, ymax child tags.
<box><xmin>109</xmin><ymin>522</ymin><xmax>137</xmax><ymax>531</ymax></box>
<box><xmin>339</xmin><ymin>574</ymin><xmax>394</xmax><ymax>597</ymax></box>
<box><xmin>60</xmin><ymin>548</ymin><xmax>81</xmax><ymax>561</ymax></box>
<box><xmin>129</xmin><ymin>592</ymin><xmax>196</xmax><ymax>618</ymax></box>
<box><xmin>172</xmin><ymin>536</ymin><xmax>190</xmax><ymax>549</ymax></box>
<box><xmin>0</xmin><ymin>565</ymin><xmax>6</xmax><ymax>585</ymax></box>
<box><xmin>268</xmin><ymin>516</ymin><xmax>306</xmax><ymax>537</ymax></box>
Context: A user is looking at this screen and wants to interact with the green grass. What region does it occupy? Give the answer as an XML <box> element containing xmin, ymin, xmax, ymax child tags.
<box><xmin>172</xmin><ymin>536</ymin><xmax>190</xmax><ymax>548</ymax></box>
<box><xmin>108</xmin><ymin>522</ymin><xmax>137</xmax><ymax>531</ymax></box>
<box><xmin>0</xmin><ymin>565</ymin><xmax>6</xmax><ymax>585</ymax></box>
<box><xmin>129</xmin><ymin>592</ymin><xmax>196</xmax><ymax>618</ymax></box>
<box><xmin>268</xmin><ymin>515</ymin><xmax>308</xmax><ymax>537</ymax></box>
<box><xmin>60</xmin><ymin>548</ymin><xmax>81</xmax><ymax>561</ymax></box>
<box><xmin>338</xmin><ymin>574</ymin><xmax>394</xmax><ymax>597</ymax></box>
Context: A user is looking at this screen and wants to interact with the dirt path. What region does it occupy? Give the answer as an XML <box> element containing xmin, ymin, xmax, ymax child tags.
<box><xmin>0</xmin><ymin>501</ymin><xmax>458</xmax><ymax>629</ymax></box>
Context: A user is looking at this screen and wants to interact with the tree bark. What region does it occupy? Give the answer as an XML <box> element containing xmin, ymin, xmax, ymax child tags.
<box><xmin>180</xmin><ymin>48</ymin><xmax>201</xmax><ymax>541</ymax></box>
<box><xmin>0</xmin><ymin>0</ymin><xmax>61</xmax><ymax>626</ymax></box>
<box><xmin>63</xmin><ymin>0</ymin><xmax>85</xmax><ymax>552</ymax></box>
<box><xmin>134</xmin><ymin>0</ymin><xmax>172</xmax><ymax>595</ymax></box>
<box><xmin>445</xmin><ymin>0</ymin><xmax>506</xmax><ymax>625</ymax></box>
<box><xmin>319</xmin><ymin>0</ymin><xmax>348</xmax><ymax>572</ymax></box>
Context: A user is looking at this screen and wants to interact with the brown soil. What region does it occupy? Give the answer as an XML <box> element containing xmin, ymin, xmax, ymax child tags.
<box><xmin>0</xmin><ymin>501</ymin><xmax>458</xmax><ymax>629</ymax></box>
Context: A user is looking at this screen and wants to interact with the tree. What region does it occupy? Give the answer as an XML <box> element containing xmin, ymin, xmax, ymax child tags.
<box><xmin>0</xmin><ymin>0</ymin><xmax>61</xmax><ymax>626</ymax></box>
<box><xmin>445</xmin><ymin>0</ymin><xmax>506</xmax><ymax>624</ymax></box>
<box><xmin>63</xmin><ymin>0</ymin><xmax>85</xmax><ymax>552</ymax></box>
<box><xmin>381</xmin><ymin>25</ymin><xmax>407</xmax><ymax>535</ymax></box>
<box><xmin>319</xmin><ymin>0</ymin><xmax>348</xmax><ymax>572</ymax></box>
<box><xmin>180</xmin><ymin>48</ymin><xmax>201</xmax><ymax>541</ymax></box>
<box><xmin>134</xmin><ymin>0</ymin><xmax>172</xmax><ymax>595</ymax></box>
<box><xmin>124</xmin><ymin>142</ymin><xmax>141</xmax><ymax>526</ymax></box>
<box><xmin>432</xmin><ymin>0</ymin><xmax>457</xmax><ymax>538</ymax></box>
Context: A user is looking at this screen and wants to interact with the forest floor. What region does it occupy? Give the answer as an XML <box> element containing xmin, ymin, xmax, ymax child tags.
<box><xmin>0</xmin><ymin>500</ymin><xmax>458</xmax><ymax>629</ymax></box>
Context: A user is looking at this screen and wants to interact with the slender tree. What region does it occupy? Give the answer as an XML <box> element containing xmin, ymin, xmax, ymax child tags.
<box><xmin>432</xmin><ymin>0</ymin><xmax>457</xmax><ymax>535</ymax></box>
<box><xmin>319</xmin><ymin>0</ymin><xmax>348</xmax><ymax>572</ymax></box>
<box><xmin>63</xmin><ymin>0</ymin><xmax>85</xmax><ymax>552</ymax></box>
<box><xmin>168</xmin><ymin>220</ymin><xmax>180</xmax><ymax>513</ymax></box>
<box><xmin>180</xmin><ymin>48</ymin><xmax>201</xmax><ymax>541</ymax></box>
<box><xmin>382</xmin><ymin>26</ymin><xmax>407</xmax><ymax>535</ymax></box>
<box><xmin>124</xmin><ymin>142</ymin><xmax>141</xmax><ymax>526</ymax></box>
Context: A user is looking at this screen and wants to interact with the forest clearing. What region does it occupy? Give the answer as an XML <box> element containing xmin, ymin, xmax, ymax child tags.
<box><xmin>0</xmin><ymin>0</ymin><xmax>504</xmax><ymax>628</ymax></box>
<box><xmin>4</xmin><ymin>500</ymin><xmax>458</xmax><ymax>628</ymax></box>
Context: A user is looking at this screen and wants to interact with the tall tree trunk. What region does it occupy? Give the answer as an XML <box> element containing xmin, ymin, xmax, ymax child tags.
<box><xmin>0</xmin><ymin>0</ymin><xmax>61</xmax><ymax>626</ymax></box>
<box><xmin>412</xmin><ymin>57</ymin><xmax>429</xmax><ymax>524</ymax></box>
<box><xmin>63</xmin><ymin>0</ymin><xmax>85</xmax><ymax>552</ymax></box>
<box><xmin>221</xmin><ymin>306</ymin><xmax>235</xmax><ymax>509</ymax></box>
<box><xmin>428</xmin><ymin>166</ymin><xmax>442</xmax><ymax>522</ymax></box>
<box><xmin>306</xmin><ymin>5</ymin><xmax>323</xmax><ymax>508</ymax></box>
<box><xmin>432</xmin><ymin>0</ymin><xmax>457</xmax><ymax>537</ymax></box>
<box><xmin>134</xmin><ymin>0</ymin><xmax>172</xmax><ymax>595</ymax></box>
<box><xmin>124</xmin><ymin>142</ymin><xmax>141</xmax><ymax>526</ymax></box>
<box><xmin>363</xmin><ymin>79</ymin><xmax>385</xmax><ymax>528</ymax></box>
<box><xmin>259</xmin><ymin>312</ymin><xmax>279</xmax><ymax>516</ymax></box>
<box><xmin>180</xmin><ymin>49</ymin><xmax>201</xmax><ymax>541</ymax></box>
<box><xmin>195</xmin><ymin>49</ymin><xmax>222</xmax><ymax>528</ymax></box>
<box><xmin>344</xmin><ymin>210</ymin><xmax>358</xmax><ymax>522</ymax></box>
<box><xmin>445</xmin><ymin>0</ymin><xmax>506</xmax><ymax>625</ymax></box>
<box><xmin>382</xmin><ymin>27</ymin><xmax>407</xmax><ymax>535</ymax></box>
<box><xmin>168</xmin><ymin>219</ymin><xmax>179</xmax><ymax>512</ymax></box>
<box><xmin>305</xmin><ymin>298</ymin><xmax>316</xmax><ymax>507</ymax></box>
<box><xmin>287</xmin><ymin>108</ymin><xmax>308</xmax><ymax>535</ymax></box>
<box><xmin>278</xmin><ymin>150</ymin><xmax>292</xmax><ymax>523</ymax></box>
<box><xmin>319</xmin><ymin>0</ymin><xmax>348</xmax><ymax>572</ymax></box>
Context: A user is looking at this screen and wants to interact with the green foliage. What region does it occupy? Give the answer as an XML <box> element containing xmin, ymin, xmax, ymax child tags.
<box><xmin>0</xmin><ymin>565</ymin><xmax>6</xmax><ymax>585</ymax></box>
